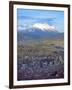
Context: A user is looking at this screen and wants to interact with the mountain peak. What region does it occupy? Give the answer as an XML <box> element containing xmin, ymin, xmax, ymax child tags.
<box><xmin>32</xmin><ymin>23</ymin><xmax>56</xmax><ymax>32</ymax></box>
<box><xmin>18</xmin><ymin>23</ymin><xmax>58</xmax><ymax>32</ymax></box>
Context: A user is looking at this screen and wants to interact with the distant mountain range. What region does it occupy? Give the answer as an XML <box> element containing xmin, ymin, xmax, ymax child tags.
<box><xmin>17</xmin><ymin>28</ymin><xmax>64</xmax><ymax>41</ymax></box>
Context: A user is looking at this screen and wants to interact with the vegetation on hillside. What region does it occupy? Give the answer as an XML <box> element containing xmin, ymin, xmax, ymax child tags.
<box><xmin>17</xmin><ymin>38</ymin><xmax>64</xmax><ymax>80</ymax></box>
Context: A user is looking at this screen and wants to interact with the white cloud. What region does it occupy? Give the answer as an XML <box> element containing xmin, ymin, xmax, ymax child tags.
<box><xmin>32</xmin><ymin>23</ymin><xmax>55</xmax><ymax>31</ymax></box>
<box><xmin>18</xmin><ymin>26</ymin><xmax>25</xmax><ymax>30</ymax></box>
<box><xmin>17</xmin><ymin>24</ymin><xmax>31</xmax><ymax>31</ymax></box>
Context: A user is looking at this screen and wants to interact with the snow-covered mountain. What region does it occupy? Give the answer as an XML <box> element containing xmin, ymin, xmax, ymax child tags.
<box><xmin>32</xmin><ymin>23</ymin><xmax>56</xmax><ymax>32</ymax></box>
<box><xmin>17</xmin><ymin>23</ymin><xmax>64</xmax><ymax>41</ymax></box>
<box><xmin>18</xmin><ymin>23</ymin><xmax>57</xmax><ymax>32</ymax></box>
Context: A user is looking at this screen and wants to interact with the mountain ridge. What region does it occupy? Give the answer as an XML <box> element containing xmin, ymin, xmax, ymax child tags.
<box><xmin>17</xmin><ymin>28</ymin><xmax>64</xmax><ymax>41</ymax></box>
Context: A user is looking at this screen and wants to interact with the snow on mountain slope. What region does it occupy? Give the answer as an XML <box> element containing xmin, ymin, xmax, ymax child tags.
<box><xmin>18</xmin><ymin>23</ymin><xmax>57</xmax><ymax>32</ymax></box>
<box><xmin>32</xmin><ymin>23</ymin><xmax>56</xmax><ymax>32</ymax></box>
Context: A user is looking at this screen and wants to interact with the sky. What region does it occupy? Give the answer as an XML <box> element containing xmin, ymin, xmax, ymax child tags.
<box><xmin>17</xmin><ymin>9</ymin><xmax>64</xmax><ymax>32</ymax></box>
